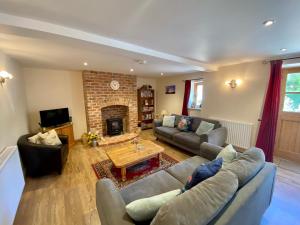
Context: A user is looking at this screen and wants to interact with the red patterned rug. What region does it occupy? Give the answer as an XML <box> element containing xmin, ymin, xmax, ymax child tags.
<box><xmin>92</xmin><ymin>153</ymin><xmax>178</xmax><ymax>189</ymax></box>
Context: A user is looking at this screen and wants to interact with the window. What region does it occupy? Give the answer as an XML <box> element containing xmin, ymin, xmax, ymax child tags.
<box><xmin>188</xmin><ymin>80</ymin><xmax>203</xmax><ymax>109</ymax></box>
<box><xmin>283</xmin><ymin>73</ymin><xmax>300</xmax><ymax>112</ymax></box>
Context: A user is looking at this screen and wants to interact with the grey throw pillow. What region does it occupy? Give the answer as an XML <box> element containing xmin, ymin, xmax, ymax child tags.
<box><xmin>196</xmin><ymin>121</ymin><xmax>215</xmax><ymax>136</ymax></box>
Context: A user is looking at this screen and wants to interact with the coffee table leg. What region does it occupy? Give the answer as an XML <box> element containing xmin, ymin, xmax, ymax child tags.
<box><xmin>121</xmin><ymin>167</ymin><xmax>126</xmax><ymax>181</ymax></box>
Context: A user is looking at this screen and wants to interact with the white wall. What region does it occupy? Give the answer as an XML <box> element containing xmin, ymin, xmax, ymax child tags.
<box><xmin>0</xmin><ymin>52</ymin><xmax>29</xmax><ymax>151</ymax></box>
<box><xmin>156</xmin><ymin>61</ymin><xmax>270</xmax><ymax>145</ymax></box>
<box><xmin>23</xmin><ymin>68</ymin><xmax>87</xmax><ymax>139</ymax></box>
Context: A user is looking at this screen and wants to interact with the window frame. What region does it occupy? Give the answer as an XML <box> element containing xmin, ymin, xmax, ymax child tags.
<box><xmin>281</xmin><ymin>68</ymin><xmax>300</xmax><ymax>114</ymax></box>
<box><xmin>188</xmin><ymin>79</ymin><xmax>203</xmax><ymax>110</ymax></box>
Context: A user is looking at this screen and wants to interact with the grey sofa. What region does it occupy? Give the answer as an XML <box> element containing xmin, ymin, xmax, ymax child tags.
<box><xmin>153</xmin><ymin>114</ymin><xmax>227</xmax><ymax>154</ymax></box>
<box><xmin>96</xmin><ymin>143</ymin><xmax>276</xmax><ymax>225</ymax></box>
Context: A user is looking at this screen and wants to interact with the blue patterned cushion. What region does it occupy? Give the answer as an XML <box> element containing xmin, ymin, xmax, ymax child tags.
<box><xmin>177</xmin><ymin>116</ymin><xmax>193</xmax><ymax>131</ymax></box>
<box><xmin>183</xmin><ymin>158</ymin><xmax>223</xmax><ymax>191</ymax></box>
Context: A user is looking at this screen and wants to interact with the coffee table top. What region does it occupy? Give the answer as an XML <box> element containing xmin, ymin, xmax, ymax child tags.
<box><xmin>106</xmin><ymin>140</ymin><xmax>164</xmax><ymax>168</ymax></box>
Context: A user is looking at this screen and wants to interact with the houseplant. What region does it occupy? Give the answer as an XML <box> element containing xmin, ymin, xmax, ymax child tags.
<box><xmin>87</xmin><ymin>132</ymin><xmax>99</xmax><ymax>147</ymax></box>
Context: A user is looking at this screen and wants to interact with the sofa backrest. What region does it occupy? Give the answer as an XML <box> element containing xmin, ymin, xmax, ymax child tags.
<box><xmin>171</xmin><ymin>114</ymin><xmax>221</xmax><ymax>132</ymax></box>
<box><xmin>208</xmin><ymin>163</ymin><xmax>276</xmax><ymax>225</ymax></box>
<box><xmin>150</xmin><ymin>170</ymin><xmax>238</xmax><ymax>225</ymax></box>
<box><xmin>223</xmin><ymin>147</ymin><xmax>266</xmax><ymax>188</ymax></box>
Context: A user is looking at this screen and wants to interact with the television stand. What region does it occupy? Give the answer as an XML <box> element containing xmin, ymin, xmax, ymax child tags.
<box><xmin>44</xmin><ymin>123</ymin><xmax>75</xmax><ymax>149</ymax></box>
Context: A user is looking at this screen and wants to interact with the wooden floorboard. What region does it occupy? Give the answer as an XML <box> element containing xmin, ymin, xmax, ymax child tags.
<box><xmin>13</xmin><ymin>130</ymin><xmax>300</xmax><ymax>225</ymax></box>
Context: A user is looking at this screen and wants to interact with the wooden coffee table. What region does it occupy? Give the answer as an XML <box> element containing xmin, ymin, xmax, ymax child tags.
<box><xmin>106</xmin><ymin>140</ymin><xmax>164</xmax><ymax>181</ymax></box>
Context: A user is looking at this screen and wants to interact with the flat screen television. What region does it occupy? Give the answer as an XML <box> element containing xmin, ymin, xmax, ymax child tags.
<box><xmin>40</xmin><ymin>108</ymin><xmax>70</xmax><ymax>127</ymax></box>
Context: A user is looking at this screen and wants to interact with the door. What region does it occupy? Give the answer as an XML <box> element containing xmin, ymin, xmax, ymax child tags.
<box><xmin>275</xmin><ymin>68</ymin><xmax>300</xmax><ymax>162</ymax></box>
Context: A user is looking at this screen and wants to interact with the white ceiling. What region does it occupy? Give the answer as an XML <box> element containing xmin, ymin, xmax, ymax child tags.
<box><xmin>0</xmin><ymin>0</ymin><xmax>299</xmax><ymax>75</ymax></box>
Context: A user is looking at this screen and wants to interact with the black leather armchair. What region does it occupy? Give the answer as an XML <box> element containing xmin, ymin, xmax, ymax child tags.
<box><xmin>17</xmin><ymin>134</ymin><xmax>69</xmax><ymax>177</ymax></box>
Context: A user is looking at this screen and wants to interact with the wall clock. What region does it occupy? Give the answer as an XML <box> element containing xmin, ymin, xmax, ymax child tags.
<box><xmin>110</xmin><ymin>80</ymin><xmax>120</xmax><ymax>90</ymax></box>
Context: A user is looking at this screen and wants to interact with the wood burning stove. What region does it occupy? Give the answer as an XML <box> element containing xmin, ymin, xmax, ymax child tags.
<box><xmin>106</xmin><ymin>118</ymin><xmax>123</xmax><ymax>136</ymax></box>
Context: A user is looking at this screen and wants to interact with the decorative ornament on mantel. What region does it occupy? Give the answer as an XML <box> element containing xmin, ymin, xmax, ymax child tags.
<box><xmin>110</xmin><ymin>80</ymin><xmax>120</xmax><ymax>90</ymax></box>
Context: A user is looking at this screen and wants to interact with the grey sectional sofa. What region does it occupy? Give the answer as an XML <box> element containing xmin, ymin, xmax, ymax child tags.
<box><xmin>96</xmin><ymin>142</ymin><xmax>276</xmax><ymax>225</ymax></box>
<box><xmin>153</xmin><ymin>114</ymin><xmax>227</xmax><ymax>154</ymax></box>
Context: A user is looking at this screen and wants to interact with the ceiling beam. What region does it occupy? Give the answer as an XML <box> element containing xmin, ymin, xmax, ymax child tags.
<box><xmin>0</xmin><ymin>13</ymin><xmax>218</xmax><ymax>72</ymax></box>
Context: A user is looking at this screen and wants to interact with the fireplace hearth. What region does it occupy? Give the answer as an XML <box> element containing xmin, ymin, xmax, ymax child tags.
<box><xmin>107</xmin><ymin>118</ymin><xmax>123</xmax><ymax>136</ymax></box>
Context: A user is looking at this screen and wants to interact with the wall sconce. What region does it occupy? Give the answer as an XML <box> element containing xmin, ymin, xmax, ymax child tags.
<box><xmin>0</xmin><ymin>70</ymin><xmax>13</xmax><ymax>85</ymax></box>
<box><xmin>225</xmin><ymin>79</ymin><xmax>242</xmax><ymax>89</ymax></box>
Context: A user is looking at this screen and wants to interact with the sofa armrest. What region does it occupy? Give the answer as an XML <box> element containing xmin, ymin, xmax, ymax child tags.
<box><xmin>59</xmin><ymin>135</ymin><xmax>69</xmax><ymax>145</ymax></box>
<box><xmin>153</xmin><ymin>119</ymin><xmax>163</xmax><ymax>127</ymax></box>
<box><xmin>96</xmin><ymin>179</ymin><xmax>134</xmax><ymax>225</ymax></box>
<box><xmin>199</xmin><ymin>142</ymin><xmax>223</xmax><ymax>161</ymax></box>
<box><xmin>207</xmin><ymin>127</ymin><xmax>227</xmax><ymax>146</ymax></box>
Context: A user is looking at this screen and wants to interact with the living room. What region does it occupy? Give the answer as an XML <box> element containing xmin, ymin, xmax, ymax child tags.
<box><xmin>0</xmin><ymin>1</ymin><xmax>300</xmax><ymax>225</ymax></box>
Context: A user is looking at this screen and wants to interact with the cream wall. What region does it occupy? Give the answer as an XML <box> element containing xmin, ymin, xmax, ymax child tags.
<box><xmin>23</xmin><ymin>68</ymin><xmax>87</xmax><ymax>139</ymax></box>
<box><xmin>0</xmin><ymin>52</ymin><xmax>29</xmax><ymax>151</ymax></box>
<box><xmin>156</xmin><ymin>61</ymin><xmax>270</xmax><ymax>145</ymax></box>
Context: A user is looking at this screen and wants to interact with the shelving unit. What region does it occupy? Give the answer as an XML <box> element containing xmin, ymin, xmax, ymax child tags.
<box><xmin>138</xmin><ymin>85</ymin><xmax>155</xmax><ymax>130</ymax></box>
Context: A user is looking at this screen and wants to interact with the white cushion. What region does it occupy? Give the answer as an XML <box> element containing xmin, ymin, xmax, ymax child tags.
<box><xmin>216</xmin><ymin>144</ymin><xmax>238</xmax><ymax>166</ymax></box>
<box><xmin>162</xmin><ymin>116</ymin><xmax>175</xmax><ymax>128</ymax></box>
<box><xmin>28</xmin><ymin>132</ymin><xmax>42</xmax><ymax>144</ymax></box>
<box><xmin>39</xmin><ymin>130</ymin><xmax>62</xmax><ymax>146</ymax></box>
<box><xmin>196</xmin><ymin>121</ymin><xmax>215</xmax><ymax>136</ymax></box>
<box><xmin>126</xmin><ymin>189</ymin><xmax>181</xmax><ymax>222</ymax></box>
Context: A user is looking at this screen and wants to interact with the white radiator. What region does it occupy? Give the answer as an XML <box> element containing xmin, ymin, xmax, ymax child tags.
<box><xmin>211</xmin><ymin>118</ymin><xmax>253</xmax><ymax>149</ymax></box>
<box><xmin>0</xmin><ymin>146</ymin><xmax>25</xmax><ymax>225</ymax></box>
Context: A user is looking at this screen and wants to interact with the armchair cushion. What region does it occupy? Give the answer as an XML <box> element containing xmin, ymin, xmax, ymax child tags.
<box><xmin>28</xmin><ymin>132</ymin><xmax>42</xmax><ymax>144</ymax></box>
<box><xmin>39</xmin><ymin>129</ymin><xmax>62</xmax><ymax>145</ymax></box>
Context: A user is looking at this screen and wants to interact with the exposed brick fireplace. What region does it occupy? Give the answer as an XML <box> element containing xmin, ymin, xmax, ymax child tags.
<box><xmin>101</xmin><ymin>105</ymin><xmax>128</xmax><ymax>136</ymax></box>
<box><xmin>82</xmin><ymin>71</ymin><xmax>138</xmax><ymax>137</ymax></box>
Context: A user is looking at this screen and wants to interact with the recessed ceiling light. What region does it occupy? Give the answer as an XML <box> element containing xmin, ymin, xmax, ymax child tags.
<box><xmin>263</xmin><ymin>20</ymin><xmax>275</xmax><ymax>27</ymax></box>
<box><xmin>83</xmin><ymin>62</ymin><xmax>88</xmax><ymax>66</ymax></box>
<box><xmin>161</xmin><ymin>73</ymin><xmax>164</xmax><ymax>76</ymax></box>
<box><xmin>130</xmin><ymin>68</ymin><xmax>134</xmax><ymax>72</ymax></box>
<box><xmin>135</xmin><ymin>59</ymin><xmax>147</xmax><ymax>65</ymax></box>
<box><xmin>280</xmin><ymin>48</ymin><xmax>287</xmax><ymax>52</ymax></box>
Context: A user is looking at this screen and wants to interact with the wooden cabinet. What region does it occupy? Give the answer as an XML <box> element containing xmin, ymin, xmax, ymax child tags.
<box><xmin>138</xmin><ymin>85</ymin><xmax>155</xmax><ymax>130</ymax></box>
<box><xmin>46</xmin><ymin>123</ymin><xmax>75</xmax><ymax>149</ymax></box>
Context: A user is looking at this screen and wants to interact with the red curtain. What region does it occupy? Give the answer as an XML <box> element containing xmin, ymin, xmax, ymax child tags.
<box><xmin>256</xmin><ymin>60</ymin><xmax>282</xmax><ymax>162</ymax></box>
<box><xmin>182</xmin><ymin>80</ymin><xmax>191</xmax><ymax>116</ymax></box>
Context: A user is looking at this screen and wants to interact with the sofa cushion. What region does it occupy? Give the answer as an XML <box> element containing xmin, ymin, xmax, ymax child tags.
<box><xmin>195</xmin><ymin>121</ymin><xmax>215</xmax><ymax>136</ymax></box>
<box><xmin>120</xmin><ymin>170</ymin><xmax>183</xmax><ymax>204</ymax></box>
<box><xmin>154</xmin><ymin>127</ymin><xmax>180</xmax><ymax>139</ymax></box>
<box><xmin>171</xmin><ymin>114</ymin><xmax>182</xmax><ymax>127</ymax></box>
<box><xmin>150</xmin><ymin>170</ymin><xmax>239</xmax><ymax>225</ymax></box>
<box><xmin>173</xmin><ymin>132</ymin><xmax>205</xmax><ymax>150</ymax></box>
<box><xmin>224</xmin><ymin>147</ymin><xmax>265</xmax><ymax>188</ymax></box>
<box><xmin>125</xmin><ymin>189</ymin><xmax>181</xmax><ymax>222</ymax></box>
<box><xmin>216</xmin><ymin>144</ymin><xmax>238</xmax><ymax>166</ymax></box>
<box><xmin>162</xmin><ymin>116</ymin><xmax>175</xmax><ymax>127</ymax></box>
<box><xmin>184</xmin><ymin>158</ymin><xmax>223</xmax><ymax>191</ymax></box>
<box><xmin>166</xmin><ymin>156</ymin><xmax>209</xmax><ymax>184</ymax></box>
<box><xmin>191</xmin><ymin>117</ymin><xmax>221</xmax><ymax>132</ymax></box>
<box><xmin>177</xmin><ymin>116</ymin><xmax>193</xmax><ymax>131</ymax></box>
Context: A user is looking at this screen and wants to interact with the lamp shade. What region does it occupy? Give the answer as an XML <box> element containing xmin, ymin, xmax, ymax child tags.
<box><xmin>161</xmin><ymin>110</ymin><xmax>168</xmax><ymax>116</ymax></box>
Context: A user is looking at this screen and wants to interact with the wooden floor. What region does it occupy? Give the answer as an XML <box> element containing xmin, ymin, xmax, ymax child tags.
<box><xmin>14</xmin><ymin>130</ymin><xmax>300</xmax><ymax>225</ymax></box>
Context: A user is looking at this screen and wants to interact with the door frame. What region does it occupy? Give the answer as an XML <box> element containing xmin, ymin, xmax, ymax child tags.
<box><xmin>274</xmin><ymin>67</ymin><xmax>300</xmax><ymax>162</ymax></box>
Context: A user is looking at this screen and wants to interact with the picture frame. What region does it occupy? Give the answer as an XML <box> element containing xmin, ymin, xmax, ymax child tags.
<box><xmin>165</xmin><ymin>85</ymin><xmax>176</xmax><ymax>94</ymax></box>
